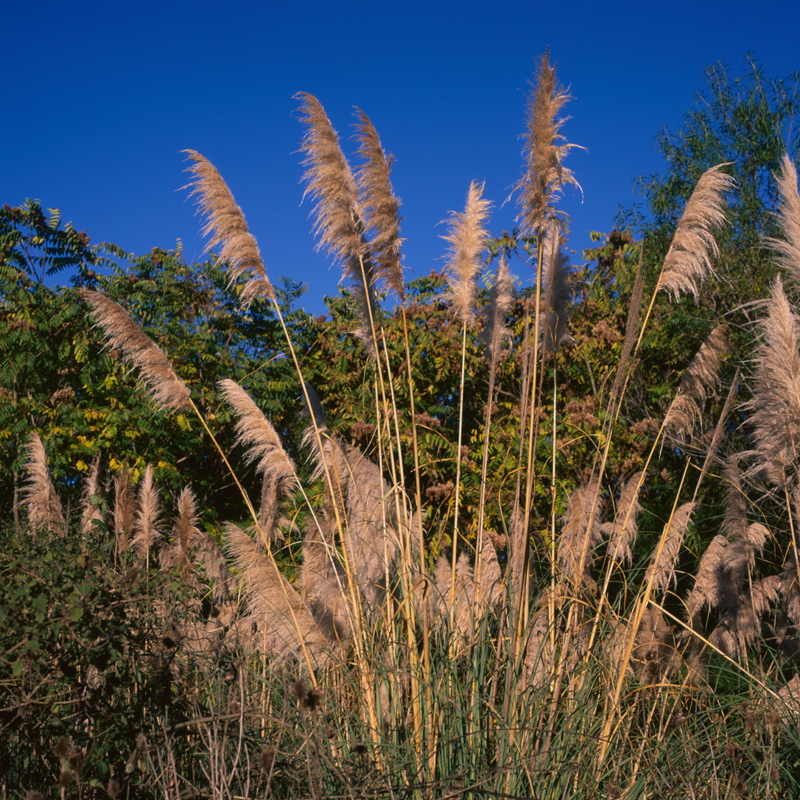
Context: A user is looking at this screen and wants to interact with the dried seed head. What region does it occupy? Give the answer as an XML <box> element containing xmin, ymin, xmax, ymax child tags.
<box><xmin>768</xmin><ymin>154</ymin><xmax>800</xmax><ymax>289</ymax></box>
<box><xmin>748</xmin><ymin>277</ymin><xmax>800</xmax><ymax>486</ymax></box>
<box><xmin>664</xmin><ymin>323</ymin><xmax>729</xmax><ymax>441</ymax></box>
<box><xmin>541</xmin><ymin>224</ymin><xmax>572</xmax><ymax>353</ymax></box>
<box><xmin>24</xmin><ymin>433</ymin><xmax>64</xmax><ymax>535</ymax></box>
<box><xmin>480</xmin><ymin>256</ymin><xmax>514</xmax><ymax>364</ymax></box>
<box><xmin>646</xmin><ymin>503</ymin><xmax>694</xmax><ymax>592</ymax></box>
<box><xmin>354</xmin><ymin>107</ymin><xmax>404</xmax><ymax>297</ymax></box>
<box><xmin>292</xmin><ymin>677</ymin><xmax>321</xmax><ymax>710</ymax></box>
<box><xmin>297</xmin><ymin>93</ymin><xmax>384</xmax><ymax>354</ymax></box>
<box><xmin>184</xmin><ymin>150</ymin><xmax>274</xmax><ymax>304</ymax></box>
<box><xmin>517</xmin><ymin>50</ymin><xmax>581</xmax><ymax>238</ymax></box>
<box><xmin>81</xmin><ymin>290</ymin><xmax>192</xmax><ymax>411</ymax></box>
<box><xmin>657</xmin><ymin>164</ymin><xmax>734</xmax><ymax>301</ymax></box>
<box><xmin>443</xmin><ymin>180</ymin><xmax>491</xmax><ymax>327</ymax></box>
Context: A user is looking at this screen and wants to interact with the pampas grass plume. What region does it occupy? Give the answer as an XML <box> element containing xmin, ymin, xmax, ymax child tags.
<box><xmin>646</xmin><ymin>502</ymin><xmax>694</xmax><ymax>592</ymax></box>
<box><xmin>296</xmin><ymin>92</ymin><xmax>362</xmax><ymax>267</ymax></box>
<box><xmin>24</xmin><ymin>433</ymin><xmax>64</xmax><ymax>535</ymax></box>
<box><xmin>481</xmin><ymin>256</ymin><xmax>514</xmax><ymax>365</ymax></box>
<box><xmin>657</xmin><ymin>164</ymin><xmax>734</xmax><ymax>301</ymax></box>
<box><xmin>601</xmin><ymin>472</ymin><xmax>643</xmax><ymax>565</ymax></box>
<box><xmin>768</xmin><ymin>154</ymin><xmax>800</xmax><ymax>288</ymax></box>
<box><xmin>541</xmin><ymin>224</ymin><xmax>572</xmax><ymax>353</ymax></box>
<box><xmin>748</xmin><ymin>277</ymin><xmax>800</xmax><ymax>485</ymax></box>
<box><xmin>225</xmin><ymin>522</ymin><xmax>333</xmax><ymax>667</ymax></box>
<box><xmin>132</xmin><ymin>465</ymin><xmax>162</xmax><ymax>560</ymax></box>
<box><xmin>81</xmin><ymin>290</ymin><xmax>192</xmax><ymax>412</ymax></box>
<box><xmin>664</xmin><ymin>323</ymin><xmax>728</xmax><ymax>440</ymax></box>
<box><xmin>354</xmin><ymin>107</ymin><xmax>404</xmax><ymax>297</ymax></box>
<box><xmin>78</xmin><ymin>454</ymin><xmax>104</xmax><ymax>536</ymax></box>
<box><xmin>219</xmin><ymin>379</ymin><xmax>297</xmax><ymax>488</ymax></box>
<box><xmin>517</xmin><ymin>49</ymin><xmax>581</xmax><ymax>238</ymax></box>
<box><xmin>184</xmin><ymin>150</ymin><xmax>274</xmax><ymax>304</ymax></box>
<box><xmin>443</xmin><ymin>180</ymin><xmax>491</xmax><ymax>326</ymax></box>
<box><xmin>114</xmin><ymin>467</ymin><xmax>135</xmax><ymax>550</ymax></box>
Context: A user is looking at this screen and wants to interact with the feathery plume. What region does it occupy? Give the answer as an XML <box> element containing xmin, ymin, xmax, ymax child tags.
<box><xmin>607</xmin><ymin>249</ymin><xmax>646</xmax><ymax>413</ymax></box>
<box><xmin>301</xmin><ymin>387</ymin><xmax>400</xmax><ymax>609</ymax></box>
<box><xmin>300</xmin><ymin>516</ymin><xmax>352</xmax><ymax>644</ymax></box>
<box><xmin>541</xmin><ymin>224</ymin><xmax>572</xmax><ymax>353</ymax></box>
<box><xmin>81</xmin><ymin>290</ymin><xmax>191</xmax><ymax>412</ymax></box>
<box><xmin>114</xmin><ymin>467</ymin><xmax>135</xmax><ymax>551</ymax></box>
<box><xmin>174</xmin><ymin>485</ymin><xmax>200</xmax><ymax>555</ymax></box>
<box><xmin>184</xmin><ymin>150</ymin><xmax>274</xmax><ymax>304</ymax></box>
<box><xmin>776</xmin><ymin>674</ymin><xmax>800</xmax><ymax>725</ymax></box>
<box><xmin>257</xmin><ymin>473</ymin><xmax>289</xmax><ymax>547</ymax></box>
<box><xmin>132</xmin><ymin>465</ymin><xmax>162</xmax><ymax>560</ymax></box>
<box><xmin>646</xmin><ymin>502</ymin><xmax>694</xmax><ymax>592</ymax></box>
<box><xmin>161</xmin><ymin>486</ymin><xmax>201</xmax><ymax>570</ymax></box>
<box><xmin>656</xmin><ymin>164</ymin><xmax>734</xmax><ymax>301</ymax></box>
<box><xmin>296</xmin><ymin>92</ymin><xmax>362</xmax><ymax>267</ymax></box>
<box><xmin>225</xmin><ymin>522</ymin><xmax>333</xmax><ymax>667</ymax></box>
<box><xmin>663</xmin><ymin>323</ymin><xmax>729</xmax><ymax>440</ymax></box>
<box><xmin>744</xmin><ymin>522</ymin><xmax>771</xmax><ymax>555</ymax></box>
<box><xmin>219</xmin><ymin>377</ymin><xmax>297</xmax><ymax>545</ymax></box>
<box><xmin>480</xmin><ymin>257</ymin><xmax>514</xmax><ymax>364</ymax></box>
<box><xmin>354</xmin><ymin>107</ymin><xmax>404</xmax><ymax>297</ymax></box>
<box><xmin>719</xmin><ymin>457</ymin><xmax>772</xmax><ymax>561</ymax></box>
<box><xmin>343</xmin><ymin>444</ymin><xmax>402</xmax><ymax>608</ymax></box>
<box><xmin>768</xmin><ymin>154</ymin><xmax>800</xmax><ymax>288</ymax></box>
<box><xmin>692</xmin><ymin>457</ymin><xmax>770</xmax><ymax>617</ymax></box>
<box><xmin>749</xmin><ymin>573</ymin><xmax>782</xmax><ymax>616</ymax></box>
<box><xmin>219</xmin><ymin>380</ymin><xmax>297</xmax><ymax>489</ymax></box>
<box><xmin>301</xmin><ymin>384</ymin><xmax>346</xmax><ymax>523</ymax></box>
<box><xmin>525</xmin><ymin>586</ymin><xmax>564</xmax><ymax>688</ymax></box>
<box><xmin>443</xmin><ymin>181</ymin><xmax>491</xmax><ymax>327</ymax></box>
<box><xmin>433</xmin><ymin>551</ymin><xmax>476</xmax><ymax>647</ymax></box>
<box><xmin>297</xmin><ymin>93</ymin><xmax>381</xmax><ymax>352</ymax></box>
<box><xmin>24</xmin><ymin>433</ymin><xmax>64</xmax><ymax>535</ymax></box>
<box><xmin>474</xmin><ymin>534</ymin><xmax>503</xmax><ymax>616</ymax></box>
<box><xmin>601</xmin><ymin>472</ymin><xmax>643</xmax><ymax>565</ymax></box>
<box><xmin>627</xmin><ymin>605</ymin><xmax>674</xmax><ymax>679</ymax></box>
<box><xmin>711</xmin><ymin>575</ymin><xmax>781</xmax><ymax>657</ymax></box>
<box><xmin>517</xmin><ymin>50</ymin><xmax>581</xmax><ymax>238</ymax></box>
<box><xmin>193</xmin><ymin>529</ymin><xmax>233</xmax><ymax>608</ymax></box>
<box><xmin>685</xmin><ymin>535</ymin><xmax>734</xmax><ymax>619</ymax></box>
<box><xmin>781</xmin><ymin>547</ymin><xmax>800</xmax><ymax>627</ymax></box>
<box><xmin>748</xmin><ymin>277</ymin><xmax>800</xmax><ymax>486</ymax></box>
<box><xmin>558</xmin><ymin>479</ymin><xmax>603</xmax><ymax>584</ymax></box>
<box><xmin>78</xmin><ymin>454</ymin><xmax>104</xmax><ymax>537</ymax></box>
<box><xmin>721</xmin><ymin>455</ymin><xmax>748</xmax><ymax>542</ymax></box>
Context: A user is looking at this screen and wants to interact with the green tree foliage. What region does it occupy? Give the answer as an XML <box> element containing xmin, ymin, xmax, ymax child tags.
<box><xmin>0</xmin><ymin>203</ymin><xmax>316</xmax><ymax>525</ymax></box>
<box><xmin>623</xmin><ymin>54</ymin><xmax>800</xmax><ymax>374</ymax></box>
<box><xmin>633</xmin><ymin>55</ymin><xmax>799</xmax><ymax>290</ymax></box>
<box><xmin>613</xmin><ymin>57</ymin><xmax>800</xmax><ymax>546</ymax></box>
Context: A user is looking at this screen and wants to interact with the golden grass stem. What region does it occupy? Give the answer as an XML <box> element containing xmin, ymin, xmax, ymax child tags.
<box><xmin>449</xmin><ymin>322</ymin><xmax>469</xmax><ymax>630</ymax></box>
<box><xmin>595</xmin><ymin>460</ymin><xmax>690</xmax><ymax>771</ymax></box>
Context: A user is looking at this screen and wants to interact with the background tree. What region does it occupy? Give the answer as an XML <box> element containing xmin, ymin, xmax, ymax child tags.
<box><xmin>0</xmin><ymin>204</ymin><xmax>316</xmax><ymax>525</ymax></box>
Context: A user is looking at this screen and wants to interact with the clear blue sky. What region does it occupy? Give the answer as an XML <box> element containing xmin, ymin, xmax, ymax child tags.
<box><xmin>3</xmin><ymin>1</ymin><xmax>798</xmax><ymax>316</ymax></box>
